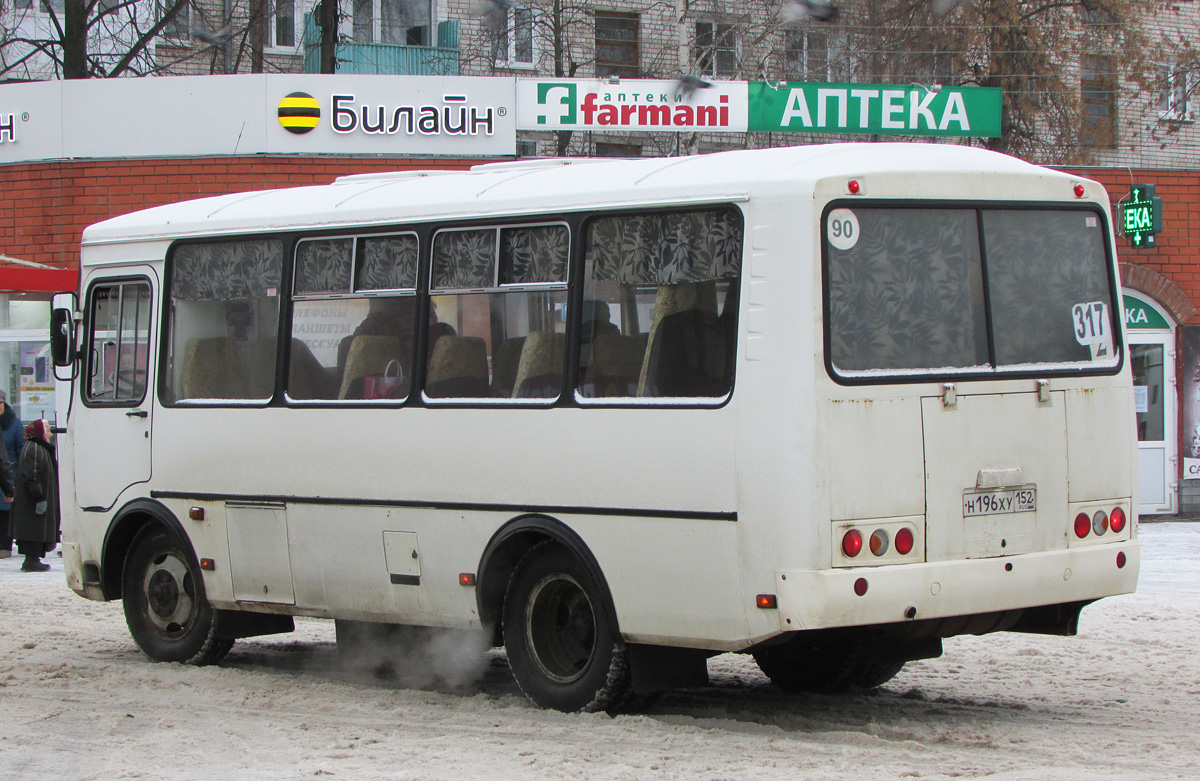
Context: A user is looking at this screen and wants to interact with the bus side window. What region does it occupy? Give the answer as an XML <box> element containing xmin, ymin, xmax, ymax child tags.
<box><xmin>164</xmin><ymin>239</ymin><xmax>284</xmax><ymax>404</ymax></box>
<box><xmin>85</xmin><ymin>280</ymin><xmax>152</xmax><ymax>405</ymax></box>
<box><xmin>288</xmin><ymin>233</ymin><xmax>418</xmax><ymax>403</ymax></box>
<box><xmin>578</xmin><ymin>207</ymin><xmax>742</xmax><ymax>401</ymax></box>
<box><xmin>426</xmin><ymin>223</ymin><xmax>569</xmax><ymax>401</ymax></box>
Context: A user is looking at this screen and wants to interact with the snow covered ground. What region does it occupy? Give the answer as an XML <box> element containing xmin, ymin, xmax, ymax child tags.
<box><xmin>1</xmin><ymin>522</ymin><xmax>1197</xmax><ymax>780</ymax></box>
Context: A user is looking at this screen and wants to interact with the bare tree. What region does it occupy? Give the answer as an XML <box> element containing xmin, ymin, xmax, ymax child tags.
<box><xmin>765</xmin><ymin>0</ymin><xmax>1159</xmax><ymax>164</ymax></box>
<box><xmin>0</xmin><ymin>0</ymin><xmax>299</xmax><ymax>79</ymax></box>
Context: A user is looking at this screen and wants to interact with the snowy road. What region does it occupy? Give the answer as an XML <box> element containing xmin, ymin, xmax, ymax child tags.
<box><xmin>1</xmin><ymin>522</ymin><xmax>1197</xmax><ymax>780</ymax></box>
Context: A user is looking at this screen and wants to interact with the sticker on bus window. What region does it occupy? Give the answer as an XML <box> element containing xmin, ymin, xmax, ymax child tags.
<box><xmin>1072</xmin><ymin>301</ymin><xmax>1110</xmax><ymax>346</ymax></box>
<box><xmin>827</xmin><ymin>209</ymin><xmax>860</xmax><ymax>251</ymax></box>
<box><xmin>1086</xmin><ymin>216</ymin><xmax>1098</xmax><ymax>228</ymax></box>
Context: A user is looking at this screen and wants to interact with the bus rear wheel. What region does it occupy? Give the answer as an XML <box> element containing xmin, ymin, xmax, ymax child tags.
<box><xmin>502</xmin><ymin>542</ymin><xmax>632</xmax><ymax>713</ymax></box>
<box><xmin>122</xmin><ymin>527</ymin><xmax>233</xmax><ymax>665</ymax></box>
<box><xmin>752</xmin><ymin>629</ymin><xmax>903</xmax><ymax>693</ymax></box>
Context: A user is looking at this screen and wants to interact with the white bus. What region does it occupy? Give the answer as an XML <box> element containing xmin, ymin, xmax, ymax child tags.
<box><xmin>53</xmin><ymin>144</ymin><xmax>1139</xmax><ymax>713</ymax></box>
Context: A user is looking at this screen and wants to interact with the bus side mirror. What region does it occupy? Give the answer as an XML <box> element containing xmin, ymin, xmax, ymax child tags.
<box><xmin>51</xmin><ymin>307</ymin><xmax>75</xmax><ymax>367</ymax></box>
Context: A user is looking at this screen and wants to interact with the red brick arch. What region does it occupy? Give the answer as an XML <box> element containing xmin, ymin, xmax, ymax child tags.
<box><xmin>1120</xmin><ymin>263</ymin><xmax>1196</xmax><ymax>326</ymax></box>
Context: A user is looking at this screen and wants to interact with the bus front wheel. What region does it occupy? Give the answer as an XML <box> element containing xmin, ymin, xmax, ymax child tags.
<box><xmin>502</xmin><ymin>542</ymin><xmax>632</xmax><ymax>713</ymax></box>
<box><xmin>122</xmin><ymin>527</ymin><xmax>233</xmax><ymax>665</ymax></box>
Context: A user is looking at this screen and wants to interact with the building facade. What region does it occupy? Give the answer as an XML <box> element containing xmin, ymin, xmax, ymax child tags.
<box><xmin>6</xmin><ymin>0</ymin><xmax>1200</xmax><ymax>513</ymax></box>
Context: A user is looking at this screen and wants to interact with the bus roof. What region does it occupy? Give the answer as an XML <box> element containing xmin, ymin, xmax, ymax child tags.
<box><xmin>80</xmin><ymin>143</ymin><xmax>1080</xmax><ymax>252</ymax></box>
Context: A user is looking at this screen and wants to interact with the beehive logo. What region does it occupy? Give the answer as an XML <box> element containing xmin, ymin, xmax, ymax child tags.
<box><xmin>278</xmin><ymin>92</ymin><xmax>320</xmax><ymax>134</ymax></box>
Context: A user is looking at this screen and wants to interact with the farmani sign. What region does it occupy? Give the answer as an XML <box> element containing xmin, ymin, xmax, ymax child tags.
<box><xmin>748</xmin><ymin>82</ymin><xmax>1002</xmax><ymax>138</ymax></box>
<box><xmin>518</xmin><ymin>79</ymin><xmax>748</xmax><ymax>132</ymax></box>
<box><xmin>520</xmin><ymin>79</ymin><xmax>1000</xmax><ymax>138</ymax></box>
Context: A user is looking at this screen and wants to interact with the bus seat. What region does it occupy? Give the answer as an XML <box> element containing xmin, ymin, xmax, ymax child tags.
<box><xmin>512</xmin><ymin>331</ymin><xmax>564</xmax><ymax>399</ymax></box>
<box><xmin>643</xmin><ymin>308</ymin><xmax>729</xmax><ymax>397</ymax></box>
<box><xmin>287</xmin><ymin>339</ymin><xmax>335</xmax><ymax>400</ymax></box>
<box><xmin>425</xmin><ymin>336</ymin><xmax>490</xmax><ymax>398</ymax></box>
<box><xmin>181</xmin><ymin>337</ymin><xmax>247</xmax><ymax>400</ymax></box>
<box><xmin>491</xmin><ymin>336</ymin><xmax>526</xmax><ymax>397</ymax></box>
<box><xmin>339</xmin><ymin>335</ymin><xmax>406</xmax><ymax>399</ymax></box>
<box><xmin>581</xmin><ymin>334</ymin><xmax>645</xmax><ymax>397</ymax></box>
<box><xmin>637</xmin><ymin>282</ymin><xmax>720</xmax><ymax>395</ymax></box>
<box><xmin>246</xmin><ymin>337</ymin><xmax>281</xmax><ymax>400</ymax></box>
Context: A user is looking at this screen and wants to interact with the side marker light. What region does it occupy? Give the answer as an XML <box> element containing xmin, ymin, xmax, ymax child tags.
<box><xmin>459</xmin><ymin>573</ymin><xmax>476</xmax><ymax>586</ymax></box>
<box><xmin>757</xmin><ymin>594</ymin><xmax>777</xmax><ymax>609</ymax></box>
<box><xmin>199</xmin><ymin>558</ymin><xmax>215</xmax><ymax>571</ymax></box>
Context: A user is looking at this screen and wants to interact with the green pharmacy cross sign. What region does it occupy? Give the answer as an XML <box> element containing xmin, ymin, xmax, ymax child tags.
<box><xmin>1121</xmin><ymin>184</ymin><xmax>1162</xmax><ymax>248</ymax></box>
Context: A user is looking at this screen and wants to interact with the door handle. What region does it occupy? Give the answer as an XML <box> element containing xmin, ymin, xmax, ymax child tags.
<box><xmin>126</xmin><ymin>410</ymin><xmax>148</xmax><ymax>418</ymax></box>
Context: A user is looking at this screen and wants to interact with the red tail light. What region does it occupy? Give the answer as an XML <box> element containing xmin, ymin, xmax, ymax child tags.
<box><xmin>1110</xmin><ymin>507</ymin><xmax>1127</xmax><ymax>533</ymax></box>
<box><xmin>1092</xmin><ymin>510</ymin><xmax>1109</xmax><ymax>536</ymax></box>
<box><xmin>842</xmin><ymin>529</ymin><xmax>863</xmax><ymax>557</ymax></box>
<box><xmin>1074</xmin><ymin>513</ymin><xmax>1091</xmax><ymax>539</ymax></box>
<box><xmin>895</xmin><ymin>527</ymin><xmax>914</xmax><ymax>555</ymax></box>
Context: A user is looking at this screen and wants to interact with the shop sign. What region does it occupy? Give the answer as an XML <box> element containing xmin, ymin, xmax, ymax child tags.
<box><xmin>517</xmin><ymin>79</ymin><xmax>749</xmax><ymax>132</ymax></box>
<box><xmin>1121</xmin><ymin>184</ymin><xmax>1162</xmax><ymax>248</ymax></box>
<box><xmin>0</xmin><ymin>112</ymin><xmax>15</xmax><ymax>143</ymax></box>
<box><xmin>747</xmin><ymin>82</ymin><xmax>1002</xmax><ymax>137</ymax></box>
<box><xmin>1123</xmin><ymin>293</ymin><xmax>1170</xmax><ymax>330</ymax></box>
<box><xmin>0</xmin><ymin>75</ymin><xmax>516</xmax><ymax>165</ymax></box>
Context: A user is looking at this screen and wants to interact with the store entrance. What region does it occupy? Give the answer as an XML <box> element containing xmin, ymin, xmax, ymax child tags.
<box><xmin>1125</xmin><ymin>293</ymin><xmax>1177</xmax><ymax>515</ymax></box>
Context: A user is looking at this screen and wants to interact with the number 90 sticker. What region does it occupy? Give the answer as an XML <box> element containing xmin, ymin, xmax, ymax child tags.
<box><xmin>1072</xmin><ymin>301</ymin><xmax>1110</xmax><ymax>346</ymax></box>
<box><xmin>827</xmin><ymin>208</ymin><xmax>860</xmax><ymax>251</ymax></box>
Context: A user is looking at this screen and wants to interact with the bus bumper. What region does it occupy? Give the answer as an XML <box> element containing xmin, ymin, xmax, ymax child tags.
<box><xmin>773</xmin><ymin>540</ymin><xmax>1140</xmax><ymax>632</ymax></box>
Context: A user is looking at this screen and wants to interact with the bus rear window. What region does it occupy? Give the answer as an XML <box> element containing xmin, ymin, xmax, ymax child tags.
<box><xmin>826</xmin><ymin>206</ymin><xmax>1117</xmax><ymax>380</ymax></box>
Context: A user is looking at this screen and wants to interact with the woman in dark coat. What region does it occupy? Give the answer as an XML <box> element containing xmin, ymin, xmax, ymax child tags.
<box><xmin>10</xmin><ymin>419</ymin><xmax>58</xmax><ymax>573</ymax></box>
<box><xmin>0</xmin><ymin>391</ymin><xmax>23</xmax><ymax>558</ymax></box>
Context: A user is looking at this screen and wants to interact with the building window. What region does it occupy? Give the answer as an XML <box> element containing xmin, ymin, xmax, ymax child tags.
<box><xmin>784</xmin><ymin>26</ymin><xmax>828</xmax><ymax>81</ymax></box>
<box><xmin>595</xmin><ymin>12</ymin><xmax>638</xmax><ymax>78</ymax></box>
<box><xmin>693</xmin><ymin>21</ymin><xmax>736</xmax><ymax>78</ymax></box>
<box><xmin>1081</xmin><ymin>55</ymin><xmax>1117</xmax><ymax>149</ymax></box>
<box><xmin>156</xmin><ymin>0</ymin><xmax>190</xmax><ymax>40</ymax></box>
<box><xmin>516</xmin><ymin>139</ymin><xmax>539</xmax><ymax>157</ymax></box>
<box><xmin>264</xmin><ymin>0</ymin><xmax>296</xmax><ymax>48</ymax></box>
<box><xmin>496</xmin><ymin>6</ymin><xmax>535</xmax><ymax>67</ymax></box>
<box><xmin>1159</xmin><ymin>65</ymin><xmax>1193</xmax><ymax>122</ymax></box>
<box><xmin>353</xmin><ymin>0</ymin><xmax>430</xmax><ymax>44</ymax></box>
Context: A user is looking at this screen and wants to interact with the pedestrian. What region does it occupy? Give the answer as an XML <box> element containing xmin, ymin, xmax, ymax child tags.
<box><xmin>0</xmin><ymin>390</ymin><xmax>24</xmax><ymax>559</ymax></box>
<box><xmin>10</xmin><ymin>419</ymin><xmax>58</xmax><ymax>573</ymax></box>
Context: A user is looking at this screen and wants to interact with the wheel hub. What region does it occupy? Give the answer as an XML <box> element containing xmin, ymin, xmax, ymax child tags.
<box><xmin>525</xmin><ymin>573</ymin><xmax>596</xmax><ymax>684</ymax></box>
<box><xmin>141</xmin><ymin>552</ymin><xmax>196</xmax><ymax>636</ymax></box>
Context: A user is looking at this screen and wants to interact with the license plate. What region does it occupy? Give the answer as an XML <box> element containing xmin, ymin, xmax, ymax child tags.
<box><xmin>962</xmin><ymin>487</ymin><xmax>1037</xmax><ymax>517</ymax></box>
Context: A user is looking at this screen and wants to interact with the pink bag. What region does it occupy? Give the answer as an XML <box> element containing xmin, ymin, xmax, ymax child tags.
<box><xmin>362</xmin><ymin>360</ymin><xmax>404</xmax><ymax>399</ymax></box>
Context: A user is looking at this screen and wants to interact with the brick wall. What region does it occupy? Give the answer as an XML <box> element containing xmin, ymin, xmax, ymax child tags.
<box><xmin>0</xmin><ymin>156</ymin><xmax>479</xmax><ymax>271</ymax></box>
<box><xmin>1068</xmin><ymin>167</ymin><xmax>1200</xmax><ymax>324</ymax></box>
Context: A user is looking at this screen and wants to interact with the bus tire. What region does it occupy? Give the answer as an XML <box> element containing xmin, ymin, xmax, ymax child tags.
<box><xmin>857</xmin><ymin>659</ymin><xmax>905</xmax><ymax>689</ymax></box>
<box><xmin>502</xmin><ymin>542</ymin><xmax>632</xmax><ymax>713</ymax></box>
<box><xmin>752</xmin><ymin>630</ymin><xmax>868</xmax><ymax>694</ymax></box>
<box><xmin>122</xmin><ymin>527</ymin><xmax>233</xmax><ymax>665</ymax></box>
